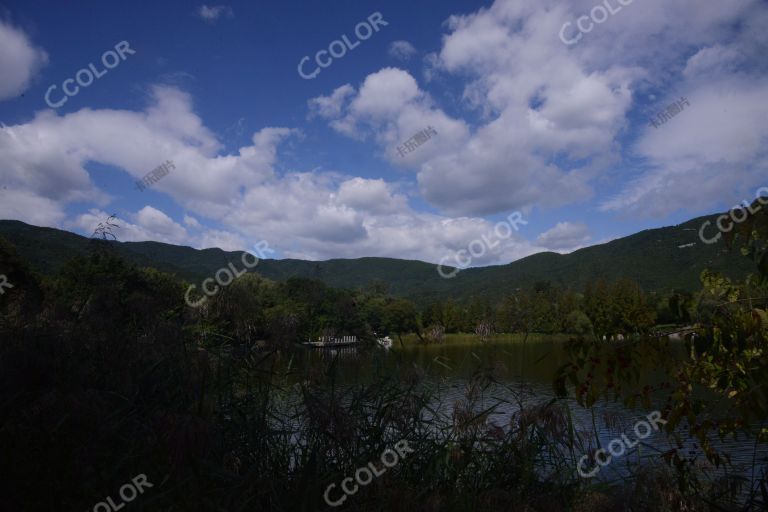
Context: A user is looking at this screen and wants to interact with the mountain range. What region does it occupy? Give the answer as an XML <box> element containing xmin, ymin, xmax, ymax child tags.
<box><xmin>0</xmin><ymin>215</ymin><xmax>754</xmax><ymax>303</ymax></box>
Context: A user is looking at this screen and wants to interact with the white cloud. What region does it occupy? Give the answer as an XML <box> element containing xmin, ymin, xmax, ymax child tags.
<box><xmin>597</xmin><ymin>1</ymin><xmax>768</xmax><ymax>217</ymax></box>
<box><xmin>312</xmin><ymin>0</ymin><xmax>767</xmax><ymax>222</ymax></box>
<box><xmin>68</xmin><ymin>208</ymin><xmax>187</xmax><ymax>245</ymax></box>
<box><xmin>4</xmin><ymin>0</ymin><xmax>767</xmax><ymax>268</ymax></box>
<box><xmin>307</xmin><ymin>84</ymin><xmax>355</xmax><ymax>120</ymax></box>
<box><xmin>197</xmin><ymin>5</ymin><xmax>234</xmax><ymax>22</ymax></box>
<box><xmin>135</xmin><ymin>206</ymin><xmax>188</xmax><ymax>243</ymax></box>
<box><xmin>535</xmin><ymin>221</ymin><xmax>591</xmax><ymax>251</ymax></box>
<box><xmin>601</xmin><ymin>79</ymin><xmax>768</xmax><ymax>217</ymax></box>
<box><xmin>683</xmin><ymin>45</ymin><xmax>745</xmax><ymax>79</ymax></box>
<box><xmin>335</xmin><ymin>178</ymin><xmax>408</xmax><ymax>215</ymax></box>
<box><xmin>388</xmin><ymin>40</ymin><xmax>417</xmax><ymax>61</ymax></box>
<box><xmin>0</xmin><ymin>20</ymin><xmax>48</xmax><ymax>101</ymax></box>
<box><xmin>310</xmin><ymin>64</ymin><xmax>598</xmax><ymax>216</ymax></box>
<box><xmin>346</xmin><ymin>68</ymin><xmax>422</xmax><ymax>119</ymax></box>
<box><xmin>0</xmin><ymin>83</ymin><xmax>548</xmax><ymax>266</ymax></box>
<box><xmin>0</xmin><ymin>187</ymin><xmax>64</xmax><ymax>227</ymax></box>
<box><xmin>183</xmin><ymin>214</ymin><xmax>202</xmax><ymax>229</ymax></box>
<box><xmin>194</xmin><ymin>228</ymin><xmax>247</xmax><ymax>252</ymax></box>
<box><xmin>67</xmin><ymin>207</ymin><xmax>249</xmax><ymax>251</ymax></box>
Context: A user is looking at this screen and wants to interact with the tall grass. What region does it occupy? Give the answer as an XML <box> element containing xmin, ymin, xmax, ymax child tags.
<box><xmin>2</xmin><ymin>322</ymin><xmax>748</xmax><ymax>511</ymax></box>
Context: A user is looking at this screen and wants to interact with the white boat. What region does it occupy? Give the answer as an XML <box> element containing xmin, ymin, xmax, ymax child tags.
<box><xmin>302</xmin><ymin>335</ymin><xmax>360</xmax><ymax>348</ymax></box>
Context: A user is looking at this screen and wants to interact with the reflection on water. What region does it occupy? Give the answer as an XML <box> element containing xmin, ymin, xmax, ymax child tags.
<box><xmin>289</xmin><ymin>336</ymin><xmax>767</xmax><ymax>481</ymax></box>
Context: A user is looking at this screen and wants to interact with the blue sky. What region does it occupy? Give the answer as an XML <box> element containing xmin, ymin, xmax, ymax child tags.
<box><xmin>0</xmin><ymin>0</ymin><xmax>767</xmax><ymax>266</ymax></box>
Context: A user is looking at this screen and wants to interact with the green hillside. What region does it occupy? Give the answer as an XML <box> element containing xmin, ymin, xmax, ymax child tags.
<box><xmin>0</xmin><ymin>215</ymin><xmax>754</xmax><ymax>303</ymax></box>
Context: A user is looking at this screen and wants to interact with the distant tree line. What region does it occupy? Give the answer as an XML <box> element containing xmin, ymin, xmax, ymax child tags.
<box><xmin>418</xmin><ymin>278</ymin><xmax>689</xmax><ymax>342</ymax></box>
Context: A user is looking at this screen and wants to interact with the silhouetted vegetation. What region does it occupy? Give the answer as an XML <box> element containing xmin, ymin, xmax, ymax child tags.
<box><xmin>1</xmin><ymin>202</ymin><xmax>767</xmax><ymax>511</ymax></box>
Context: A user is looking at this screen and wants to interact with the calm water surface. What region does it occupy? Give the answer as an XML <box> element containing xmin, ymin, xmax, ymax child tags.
<box><xmin>274</xmin><ymin>335</ymin><xmax>766</xmax><ymax>484</ymax></box>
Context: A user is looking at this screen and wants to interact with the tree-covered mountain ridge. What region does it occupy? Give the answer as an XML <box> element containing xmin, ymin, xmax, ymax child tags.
<box><xmin>0</xmin><ymin>214</ymin><xmax>753</xmax><ymax>303</ymax></box>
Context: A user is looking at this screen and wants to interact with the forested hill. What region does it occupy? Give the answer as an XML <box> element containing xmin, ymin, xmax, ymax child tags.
<box><xmin>0</xmin><ymin>215</ymin><xmax>754</xmax><ymax>303</ymax></box>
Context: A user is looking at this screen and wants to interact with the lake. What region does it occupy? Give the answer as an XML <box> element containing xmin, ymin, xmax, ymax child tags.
<box><xmin>285</xmin><ymin>334</ymin><xmax>767</xmax><ymax>485</ymax></box>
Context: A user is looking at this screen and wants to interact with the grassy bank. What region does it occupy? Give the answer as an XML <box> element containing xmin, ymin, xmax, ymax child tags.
<box><xmin>397</xmin><ymin>333</ymin><xmax>573</xmax><ymax>346</ymax></box>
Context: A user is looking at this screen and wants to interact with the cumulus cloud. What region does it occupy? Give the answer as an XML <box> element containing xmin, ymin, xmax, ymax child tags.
<box><xmin>683</xmin><ymin>45</ymin><xmax>746</xmax><ymax>79</ymax></box>
<box><xmin>601</xmin><ymin>80</ymin><xmax>768</xmax><ymax>217</ymax></box>
<box><xmin>310</xmin><ymin>68</ymin><xmax>471</xmax><ymax>167</ymax></box>
<box><xmin>388</xmin><ymin>40</ymin><xmax>417</xmax><ymax>61</ymax></box>
<box><xmin>335</xmin><ymin>178</ymin><xmax>408</xmax><ymax>215</ymax></box>
<box><xmin>194</xmin><ymin>228</ymin><xmax>247</xmax><ymax>252</ymax></box>
<box><xmin>66</xmin><ymin>207</ymin><xmax>250</xmax><ymax>251</ymax></box>
<box><xmin>68</xmin><ymin>208</ymin><xmax>188</xmax><ymax>246</ymax></box>
<box><xmin>0</xmin><ymin>187</ymin><xmax>65</xmax><ymax>227</ymax></box>
<box><xmin>307</xmin><ymin>84</ymin><xmax>355</xmax><ymax>120</ymax></box>
<box><xmin>0</xmin><ymin>20</ymin><xmax>48</xmax><ymax>101</ymax></box>
<box><xmin>310</xmin><ymin>1</ymin><xmax>638</xmax><ymax>217</ymax></box>
<box><xmin>535</xmin><ymin>222</ymin><xmax>591</xmax><ymax>252</ymax></box>
<box><xmin>0</xmin><ymin>82</ymin><xmax>547</xmax><ymax>266</ymax></box>
<box><xmin>312</xmin><ymin>0</ymin><xmax>767</xmax><ymax>223</ymax></box>
<box><xmin>197</xmin><ymin>5</ymin><xmax>234</xmax><ymax>22</ymax></box>
<box><xmin>310</xmin><ymin>62</ymin><xmax>598</xmax><ymax>216</ymax></box>
<box><xmin>3</xmin><ymin>0</ymin><xmax>767</xmax><ymax>268</ymax></box>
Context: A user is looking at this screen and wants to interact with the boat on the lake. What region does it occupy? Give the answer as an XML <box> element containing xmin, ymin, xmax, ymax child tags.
<box><xmin>302</xmin><ymin>335</ymin><xmax>360</xmax><ymax>348</ymax></box>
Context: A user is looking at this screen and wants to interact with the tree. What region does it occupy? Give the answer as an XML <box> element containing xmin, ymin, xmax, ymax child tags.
<box><xmin>208</xmin><ymin>273</ymin><xmax>274</xmax><ymax>343</ymax></box>
<box><xmin>383</xmin><ymin>298</ymin><xmax>420</xmax><ymax>345</ymax></box>
<box><xmin>0</xmin><ymin>237</ymin><xmax>45</xmax><ymax>333</ymax></box>
<box><xmin>507</xmin><ymin>289</ymin><xmax>550</xmax><ymax>342</ymax></box>
<box><xmin>563</xmin><ymin>310</ymin><xmax>593</xmax><ymax>336</ymax></box>
<box><xmin>556</xmin><ymin>199</ymin><xmax>768</xmax><ymax>492</ymax></box>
